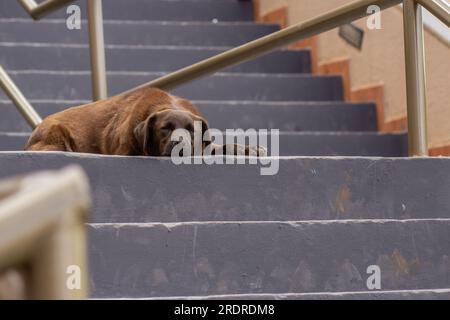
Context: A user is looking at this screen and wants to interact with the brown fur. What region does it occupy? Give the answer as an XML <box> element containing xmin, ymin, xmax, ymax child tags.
<box><xmin>25</xmin><ymin>87</ymin><xmax>205</xmax><ymax>155</ymax></box>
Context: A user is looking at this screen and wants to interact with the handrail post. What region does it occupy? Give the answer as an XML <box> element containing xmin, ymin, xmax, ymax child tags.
<box><xmin>0</xmin><ymin>166</ymin><xmax>90</xmax><ymax>299</ymax></box>
<box><xmin>87</xmin><ymin>0</ymin><xmax>108</xmax><ymax>101</ymax></box>
<box><xmin>403</xmin><ymin>0</ymin><xmax>429</xmax><ymax>156</ymax></box>
<box><xmin>30</xmin><ymin>205</ymin><xmax>89</xmax><ymax>299</ymax></box>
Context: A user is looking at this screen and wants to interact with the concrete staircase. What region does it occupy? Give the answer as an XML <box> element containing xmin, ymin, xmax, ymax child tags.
<box><xmin>0</xmin><ymin>0</ymin><xmax>449</xmax><ymax>299</ymax></box>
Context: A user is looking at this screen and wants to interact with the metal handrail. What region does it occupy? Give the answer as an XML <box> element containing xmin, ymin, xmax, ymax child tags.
<box><xmin>0</xmin><ymin>65</ymin><xmax>42</xmax><ymax>128</ymax></box>
<box><xmin>0</xmin><ymin>166</ymin><xmax>90</xmax><ymax>299</ymax></box>
<box><xmin>17</xmin><ymin>0</ymin><xmax>75</xmax><ymax>20</ymax></box>
<box><xmin>418</xmin><ymin>0</ymin><xmax>450</xmax><ymax>26</ymax></box>
<box><xmin>16</xmin><ymin>0</ymin><xmax>108</xmax><ymax>101</ymax></box>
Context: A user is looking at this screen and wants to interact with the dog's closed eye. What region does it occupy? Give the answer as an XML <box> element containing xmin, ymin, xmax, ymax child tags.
<box><xmin>160</xmin><ymin>123</ymin><xmax>174</xmax><ymax>136</ymax></box>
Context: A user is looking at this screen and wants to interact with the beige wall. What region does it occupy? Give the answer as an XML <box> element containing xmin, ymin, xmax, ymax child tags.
<box><xmin>258</xmin><ymin>0</ymin><xmax>450</xmax><ymax>149</ymax></box>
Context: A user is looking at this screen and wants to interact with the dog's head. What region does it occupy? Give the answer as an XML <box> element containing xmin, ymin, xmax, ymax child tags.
<box><xmin>134</xmin><ymin>109</ymin><xmax>209</xmax><ymax>156</ymax></box>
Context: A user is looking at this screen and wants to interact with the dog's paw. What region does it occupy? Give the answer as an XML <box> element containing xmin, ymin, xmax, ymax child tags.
<box><xmin>245</xmin><ymin>145</ymin><xmax>267</xmax><ymax>157</ymax></box>
<box><xmin>211</xmin><ymin>144</ymin><xmax>267</xmax><ymax>156</ymax></box>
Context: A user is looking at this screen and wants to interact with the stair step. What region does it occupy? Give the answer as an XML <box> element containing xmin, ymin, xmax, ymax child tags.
<box><xmin>199</xmin><ymin>101</ymin><xmax>376</xmax><ymax>131</ymax></box>
<box><xmin>0</xmin><ymin>131</ymin><xmax>406</xmax><ymax>156</ymax></box>
<box><xmin>0</xmin><ymin>153</ymin><xmax>448</xmax><ymax>222</ymax></box>
<box><xmin>88</xmin><ymin>220</ymin><xmax>450</xmax><ymax>298</ymax></box>
<box><xmin>0</xmin><ymin>71</ymin><xmax>344</xmax><ymax>101</ymax></box>
<box><xmin>0</xmin><ymin>43</ymin><xmax>311</xmax><ymax>74</ymax></box>
<box><xmin>0</xmin><ymin>101</ymin><xmax>377</xmax><ymax>132</ymax></box>
<box><xmin>0</xmin><ymin>0</ymin><xmax>254</xmax><ymax>21</ymax></box>
<box><xmin>0</xmin><ymin>20</ymin><xmax>280</xmax><ymax>47</ymax></box>
<box><xmin>132</xmin><ymin>289</ymin><xmax>450</xmax><ymax>300</ymax></box>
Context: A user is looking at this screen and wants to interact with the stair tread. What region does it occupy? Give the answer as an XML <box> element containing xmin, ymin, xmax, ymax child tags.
<box><xmin>121</xmin><ymin>289</ymin><xmax>450</xmax><ymax>300</ymax></box>
<box><xmin>0</xmin><ymin>152</ymin><xmax>448</xmax><ymax>223</ymax></box>
<box><xmin>0</xmin><ymin>43</ymin><xmax>311</xmax><ymax>74</ymax></box>
<box><xmin>0</xmin><ymin>0</ymin><xmax>255</xmax><ymax>21</ymax></box>
<box><xmin>0</xmin><ymin>131</ymin><xmax>407</xmax><ymax>156</ymax></box>
<box><xmin>1</xmin><ymin>72</ymin><xmax>344</xmax><ymax>102</ymax></box>
<box><xmin>0</xmin><ymin>19</ymin><xmax>280</xmax><ymax>46</ymax></box>
<box><xmin>87</xmin><ymin>220</ymin><xmax>450</xmax><ymax>297</ymax></box>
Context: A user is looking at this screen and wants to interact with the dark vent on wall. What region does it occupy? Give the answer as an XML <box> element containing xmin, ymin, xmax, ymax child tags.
<box><xmin>339</xmin><ymin>23</ymin><xmax>364</xmax><ymax>50</ymax></box>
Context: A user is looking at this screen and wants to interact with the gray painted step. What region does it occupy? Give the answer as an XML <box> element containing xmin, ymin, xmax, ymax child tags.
<box><xmin>0</xmin><ymin>132</ymin><xmax>406</xmax><ymax>156</ymax></box>
<box><xmin>0</xmin><ymin>101</ymin><xmax>377</xmax><ymax>132</ymax></box>
<box><xmin>199</xmin><ymin>101</ymin><xmax>376</xmax><ymax>131</ymax></box>
<box><xmin>0</xmin><ymin>153</ymin><xmax>448</xmax><ymax>222</ymax></box>
<box><xmin>0</xmin><ymin>20</ymin><xmax>280</xmax><ymax>47</ymax></box>
<box><xmin>0</xmin><ymin>44</ymin><xmax>311</xmax><ymax>74</ymax></box>
<box><xmin>0</xmin><ymin>0</ymin><xmax>254</xmax><ymax>21</ymax></box>
<box><xmin>88</xmin><ymin>220</ymin><xmax>450</xmax><ymax>297</ymax></box>
<box><xmin>231</xmin><ymin>132</ymin><xmax>407</xmax><ymax>157</ymax></box>
<box><xmin>141</xmin><ymin>289</ymin><xmax>450</xmax><ymax>300</ymax></box>
<box><xmin>0</xmin><ymin>133</ymin><xmax>27</xmax><ymax>151</ymax></box>
<box><xmin>1</xmin><ymin>72</ymin><xmax>344</xmax><ymax>101</ymax></box>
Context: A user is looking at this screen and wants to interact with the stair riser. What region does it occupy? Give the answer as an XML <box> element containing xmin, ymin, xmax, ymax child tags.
<box><xmin>0</xmin><ymin>73</ymin><xmax>344</xmax><ymax>101</ymax></box>
<box><xmin>88</xmin><ymin>221</ymin><xmax>450</xmax><ymax>297</ymax></box>
<box><xmin>0</xmin><ymin>153</ymin><xmax>448</xmax><ymax>222</ymax></box>
<box><xmin>0</xmin><ymin>21</ymin><xmax>280</xmax><ymax>47</ymax></box>
<box><xmin>0</xmin><ymin>133</ymin><xmax>407</xmax><ymax>156</ymax></box>
<box><xmin>0</xmin><ymin>0</ymin><xmax>254</xmax><ymax>21</ymax></box>
<box><xmin>0</xmin><ymin>101</ymin><xmax>377</xmax><ymax>132</ymax></box>
<box><xmin>0</xmin><ymin>46</ymin><xmax>311</xmax><ymax>74</ymax></box>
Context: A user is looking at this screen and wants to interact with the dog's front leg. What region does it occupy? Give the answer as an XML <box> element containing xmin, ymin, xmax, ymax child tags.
<box><xmin>209</xmin><ymin>143</ymin><xmax>266</xmax><ymax>156</ymax></box>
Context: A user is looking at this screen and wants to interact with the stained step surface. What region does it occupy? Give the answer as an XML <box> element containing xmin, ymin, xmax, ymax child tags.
<box><xmin>0</xmin><ymin>0</ymin><xmax>254</xmax><ymax>21</ymax></box>
<box><xmin>0</xmin><ymin>72</ymin><xmax>344</xmax><ymax>101</ymax></box>
<box><xmin>0</xmin><ymin>20</ymin><xmax>280</xmax><ymax>47</ymax></box>
<box><xmin>139</xmin><ymin>289</ymin><xmax>450</xmax><ymax>300</ymax></box>
<box><xmin>0</xmin><ymin>44</ymin><xmax>311</xmax><ymax>74</ymax></box>
<box><xmin>88</xmin><ymin>220</ymin><xmax>450</xmax><ymax>297</ymax></box>
<box><xmin>0</xmin><ymin>132</ymin><xmax>407</xmax><ymax>156</ymax></box>
<box><xmin>0</xmin><ymin>153</ymin><xmax>448</xmax><ymax>223</ymax></box>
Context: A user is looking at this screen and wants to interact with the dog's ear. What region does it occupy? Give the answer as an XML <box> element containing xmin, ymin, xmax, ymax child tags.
<box><xmin>198</xmin><ymin>116</ymin><xmax>210</xmax><ymax>146</ymax></box>
<box><xmin>134</xmin><ymin>114</ymin><xmax>157</xmax><ymax>155</ymax></box>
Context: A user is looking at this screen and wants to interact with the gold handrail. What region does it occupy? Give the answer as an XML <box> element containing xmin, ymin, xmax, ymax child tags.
<box><xmin>17</xmin><ymin>0</ymin><xmax>75</xmax><ymax>20</ymax></box>
<box><xmin>16</xmin><ymin>0</ymin><xmax>108</xmax><ymax>101</ymax></box>
<box><xmin>0</xmin><ymin>166</ymin><xmax>90</xmax><ymax>299</ymax></box>
<box><xmin>0</xmin><ymin>65</ymin><xmax>42</xmax><ymax>129</ymax></box>
<box><xmin>417</xmin><ymin>0</ymin><xmax>450</xmax><ymax>26</ymax></box>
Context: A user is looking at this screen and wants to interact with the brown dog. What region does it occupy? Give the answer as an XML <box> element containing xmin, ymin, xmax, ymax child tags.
<box><xmin>25</xmin><ymin>87</ymin><xmax>264</xmax><ymax>157</ymax></box>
